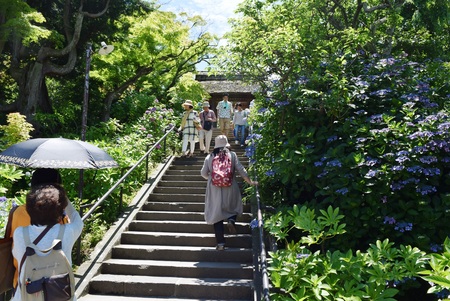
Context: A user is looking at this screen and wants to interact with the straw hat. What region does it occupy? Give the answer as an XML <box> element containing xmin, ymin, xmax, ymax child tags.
<box><xmin>182</xmin><ymin>99</ymin><xmax>193</xmax><ymax>107</ymax></box>
<box><xmin>202</xmin><ymin>101</ymin><xmax>210</xmax><ymax>108</ymax></box>
<box><xmin>214</xmin><ymin>135</ymin><xmax>230</xmax><ymax>148</ymax></box>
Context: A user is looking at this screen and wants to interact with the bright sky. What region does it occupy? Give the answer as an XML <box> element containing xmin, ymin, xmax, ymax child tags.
<box><xmin>157</xmin><ymin>0</ymin><xmax>244</xmax><ymax>71</ymax></box>
<box><xmin>158</xmin><ymin>0</ymin><xmax>244</xmax><ymax>38</ymax></box>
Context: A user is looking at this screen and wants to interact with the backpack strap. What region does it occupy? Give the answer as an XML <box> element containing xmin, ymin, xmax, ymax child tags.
<box><xmin>56</xmin><ymin>224</ymin><xmax>65</xmax><ymax>241</ymax></box>
<box><xmin>19</xmin><ymin>225</ymin><xmax>53</xmax><ymax>274</ymax></box>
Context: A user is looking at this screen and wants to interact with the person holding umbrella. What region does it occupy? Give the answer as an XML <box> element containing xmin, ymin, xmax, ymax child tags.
<box><xmin>12</xmin><ymin>183</ymin><xmax>83</xmax><ymax>301</ymax></box>
<box><xmin>9</xmin><ymin>169</ymin><xmax>70</xmax><ymax>289</ymax></box>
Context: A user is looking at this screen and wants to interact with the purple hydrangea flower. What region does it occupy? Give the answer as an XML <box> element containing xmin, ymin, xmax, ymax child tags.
<box><xmin>384</xmin><ymin>216</ymin><xmax>396</xmax><ymax>224</ymax></box>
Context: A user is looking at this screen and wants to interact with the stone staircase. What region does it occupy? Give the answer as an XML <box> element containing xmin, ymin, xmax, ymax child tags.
<box><xmin>77</xmin><ymin>129</ymin><xmax>254</xmax><ymax>300</ymax></box>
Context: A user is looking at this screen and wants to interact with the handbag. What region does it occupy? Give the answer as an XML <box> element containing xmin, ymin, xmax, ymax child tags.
<box><xmin>0</xmin><ymin>206</ymin><xmax>18</xmax><ymax>294</ymax></box>
<box><xmin>203</xmin><ymin>112</ymin><xmax>212</xmax><ymax>131</ymax></box>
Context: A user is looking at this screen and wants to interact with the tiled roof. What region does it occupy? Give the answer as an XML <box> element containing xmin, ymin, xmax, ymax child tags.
<box><xmin>196</xmin><ymin>72</ymin><xmax>259</xmax><ymax>94</ymax></box>
<box><xmin>199</xmin><ymin>80</ymin><xmax>259</xmax><ymax>94</ymax></box>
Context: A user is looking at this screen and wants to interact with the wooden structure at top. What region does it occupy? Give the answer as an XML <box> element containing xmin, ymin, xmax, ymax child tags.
<box><xmin>195</xmin><ymin>72</ymin><xmax>258</xmax><ymax>110</ymax></box>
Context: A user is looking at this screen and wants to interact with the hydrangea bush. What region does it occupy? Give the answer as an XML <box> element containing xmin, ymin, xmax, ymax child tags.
<box><xmin>249</xmin><ymin>52</ymin><xmax>450</xmax><ymax>298</ymax></box>
<box><xmin>252</xmin><ymin>52</ymin><xmax>450</xmax><ymax>250</ymax></box>
<box><xmin>265</xmin><ymin>205</ymin><xmax>430</xmax><ymax>301</ymax></box>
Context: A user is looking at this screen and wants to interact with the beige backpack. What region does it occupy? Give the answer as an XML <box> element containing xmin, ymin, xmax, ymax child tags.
<box><xmin>18</xmin><ymin>225</ymin><xmax>74</xmax><ymax>301</ymax></box>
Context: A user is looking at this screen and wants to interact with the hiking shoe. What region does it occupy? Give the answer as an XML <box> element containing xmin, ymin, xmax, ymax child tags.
<box><xmin>227</xmin><ymin>219</ymin><xmax>237</xmax><ymax>234</ymax></box>
<box><xmin>235</xmin><ymin>140</ymin><xmax>239</xmax><ymax>145</ymax></box>
<box><xmin>216</xmin><ymin>243</ymin><xmax>225</xmax><ymax>251</ymax></box>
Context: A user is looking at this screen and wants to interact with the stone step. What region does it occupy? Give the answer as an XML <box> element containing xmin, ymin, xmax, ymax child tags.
<box><xmin>79</xmin><ymin>295</ymin><xmax>250</xmax><ymax>301</ymax></box>
<box><xmin>161</xmin><ymin>175</ymin><xmax>243</xmax><ymax>183</ymax></box>
<box><xmin>143</xmin><ymin>202</ymin><xmax>205</xmax><ymax>212</ymax></box>
<box><xmin>165</xmin><ymin>170</ymin><xmax>203</xmax><ymax>176</ymax></box>
<box><xmin>157</xmin><ymin>181</ymin><xmax>206</xmax><ymax>187</ymax></box>
<box><xmin>136</xmin><ymin>211</ymin><xmax>252</xmax><ymax>222</ymax></box>
<box><xmin>129</xmin><ymin>220</ymin><xmax>251</xmax><ymax>234</ymax></box>
<box><xmin>161</xmin><ymin>175</ymin><xmax>206</xmax><ymax>181</ymax></box>
<box><xmin>153</xmin><ymin>187</ymin><xmax>206</xmax><ymax>194</ymax></box>
<box><xmin>147</xmin><ymin>193</ymin><xmax>205</xmax><ymax>202</ymax></box>
<box><xmin>101</xmin><ymin>259</ymin><xmax>253</xmax><ymax>279</ymax></box>
<box><xmin>170</xmin><ymin>164</ymin><xmax>205</xmax><ymax>170</ymax></box>
<box><xmin>88</xmin><ymin>275</ymin><xmax>253</xmax><ymax>300</ymax></box>
<box><xmin>111</xmin><ymin>245</ymin><xmax>252</xmax><ymax>263</ymax></box>
<box><xmin>121</xmin><ymin>231</ymin><xmax>252</xmax><ymax>248</ymax></box>
<box><xmin>142</xmin><ymin>202</ymin><xmax>251</xmax><ymax>213</ymax></box>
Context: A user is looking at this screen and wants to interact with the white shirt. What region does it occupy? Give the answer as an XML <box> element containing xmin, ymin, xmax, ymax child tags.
<box><xmin>216</xmin><ymin>100</ymin><xmax>233</xmax><ymax>119</ymax></box>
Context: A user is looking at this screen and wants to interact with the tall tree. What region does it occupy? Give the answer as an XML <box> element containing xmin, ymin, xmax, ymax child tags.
<box><xmin>0</xmin><ymin>0</ymin><xmax>113</xmax><ymax>119</ymax></box>
<box><xmin>91</xmin><ymin>11</ymin><xmax>216</xmax><ymax>121</ymax></box>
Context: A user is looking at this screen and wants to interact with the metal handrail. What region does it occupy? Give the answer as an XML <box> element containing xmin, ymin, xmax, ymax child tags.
<box><xmin>81</xmin><ymin>125</ymin><xmax>175</xmax><ymax>222</ymax></box>
<box><xmin>248</xmin><ymin>128</ymin><xmax>270</xmax><ymax>301</ymax></box>
<box><xmin>254</xmin><ymin>182</ymin><xmax>271</xmax><ymax>301</ymax></box>
<box><xmin>74</xmin><ymin>125</ymin><xmax>175</xmax><ymax>264</ymax></box>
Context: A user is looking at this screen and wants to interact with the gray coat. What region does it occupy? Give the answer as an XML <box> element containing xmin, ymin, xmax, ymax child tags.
<box><xmin>201</xmin><ymin>149</ymin><xmax>248</xmax><ymax>224</ymax></box>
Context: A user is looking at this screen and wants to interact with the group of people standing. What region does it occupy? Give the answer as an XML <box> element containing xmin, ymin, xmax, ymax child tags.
<box><xmin>178</xmin><ymin>93</ymin><xmax>250</xmax><ymax>158</ymax></box>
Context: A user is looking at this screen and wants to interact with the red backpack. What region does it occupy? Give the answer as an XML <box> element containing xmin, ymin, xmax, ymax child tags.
<box><xmin>211</xmin><ymin>151</ymin><xmax>234</xmax><ymax>187</ymax></box>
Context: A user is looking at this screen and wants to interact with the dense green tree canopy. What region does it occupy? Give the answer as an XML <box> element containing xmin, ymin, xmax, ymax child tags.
<box><xmin>0</xmin><ymin>0</ymin><xmax>214</xmax><ymax>133</ymax></box>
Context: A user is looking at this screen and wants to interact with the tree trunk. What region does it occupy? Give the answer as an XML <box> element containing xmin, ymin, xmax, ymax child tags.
<box><xmin>18</xmin><ymin>62</ymin><xmax>53</xmax><ymax>118</ymax></box>
<box><xmin>102</xmin><ymin>91</ymin><xmax>118</xmax><ymax>122</ymax></box>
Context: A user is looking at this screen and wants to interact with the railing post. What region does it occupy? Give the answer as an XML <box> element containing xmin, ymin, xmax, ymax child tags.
<box><xmin>163</xmin><ymin>128</ymin><xmax>167</xmax><ymax>158</ymax></box>
<box><xmin>145</xmin><ymin>145</ymin><xmax>149</xmax><ymax>181</ymax></box>
<box><xmin>75</xmin><ymin>205</ymin><xmax>84</xmax><ymax>265</ymax></box>
<box><xmin>119</xmin><ymin>167</ymin><xmax>126</xmax><ymax>215</ymax></box>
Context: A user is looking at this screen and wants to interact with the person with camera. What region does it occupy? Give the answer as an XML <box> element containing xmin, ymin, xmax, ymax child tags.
<box><xmin>216</xmin><ymin>93</ymin><xmax>233</xmax><ymax>136</ymax></box>
<box><xmin>199</xmin><ymin>101</ymin><xmax>217</xmax><ymax>155</ymax></box>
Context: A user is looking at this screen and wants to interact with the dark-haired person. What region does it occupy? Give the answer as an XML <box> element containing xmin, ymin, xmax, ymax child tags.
<box><xmin>200</xmin><ymin>135</ymin><xmax>257</xmax><ymax>251</ymax></box>
<box><xmin>232</xmin><ymin>102</ymin><xmax>248</xmax><ymax>146</ymax></box>
<box><xmin>9</xmin><ymin>168</ymin><xmax>69</xmax><ymax>289</ymax></box>
<box><xmin>216</xmin><ymin>93</ymin><xmax>233</xmax><ymax>136</ymax></box>
<box><xmin>11</xmin><ymin>183</ymin><xmax>83</xmax><ymax>301</ymax></box>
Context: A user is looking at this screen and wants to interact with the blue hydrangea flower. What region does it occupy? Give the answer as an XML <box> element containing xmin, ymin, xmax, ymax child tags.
<box><xmin>384</xmin><ymin>216</ymin><xmax>396</xmax><ymax>225</ymax></box>
<box><xmin>250</xmin><ymin>219</ymin><xmax>259</xmax><ymax>229</ymax></box>
<box><xmin>336</xmin><ymin>188</ymin><xmax>349</xmax><ymax>195</ymax></box>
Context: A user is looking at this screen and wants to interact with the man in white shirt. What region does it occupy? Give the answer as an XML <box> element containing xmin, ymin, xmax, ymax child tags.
<box><xmin>216</xmin><ymin>93</ymin><xmax>233</xmax><ymax>136</ymax></box>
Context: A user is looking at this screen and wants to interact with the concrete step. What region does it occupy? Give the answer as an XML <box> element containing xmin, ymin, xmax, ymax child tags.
<box><xmin>165</xmin><ymin>170</ymin><xmax>203</xmax><ymax>176</ymax></box>
<box><xmin>101</xmin><ymin>259</ymin><xmax>253</xmax><ymax>279</ymax></box>
<box><xmin>170</xmin><ymin>164</ymin><xmax>205</xmax><ymax>170</ymax></box>
<box><xmin>88</xmin><ymin>275</ymin><xmax>253</xmax><ymax>299</ymax></box>
<box><xmin>79</xmin><ymin>295</ymin><xmax>251</xmax><ymax>301</ymax></box>
<box><xmin>120</xmin><ymin>231</ymin><xmax>252</xmax><ymax>248</ymax></box>
<box><xmin>162</xmin><ymin>172</ymin><xmax>243</xmax><ymax>183</ymax></box>
<box><xmin>129</xmin><ymin>220</ymin><xmax>251</xmax><ymax>234</ymax></box>
<box><xmin>153</xmin><ymin>187</ymin><xmax>206</xmax><ymax>194</ymax></box>
<box><xmin>136</xmin><ymin>211</ymin><xmax>252</xmax><ymax>222</ymax></box>
<box><xmin>111</xmin><ymin>245</ymin><xmax>253</xmax><ymax>263</ymax></box>
<box><xmin>147</xmin><ymin>193</ymin><xmax>205</xmax><ymax>202</ymax></box>
<box><xmin>143</xmin><ymin>202</ymin><xmax>205</xmax><ymax>212</ymax></box>
<box><xmin>158</xmin><ymin>181</ymin><xmax>206</xmax><ymax>187</ymax></box>
<box><xmin>136</xmin><ymin>211</ymin><xmax>205</xmax><ymax>221</ymax></box>
<box><xmin>161</xmin><ymin>175</ymin><xmax>205</xmax><ymax>181</ymax></box>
